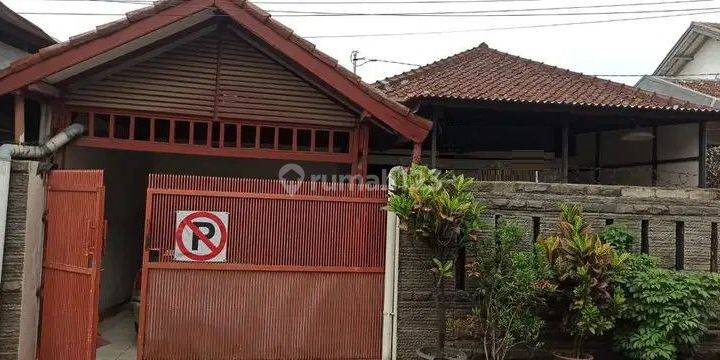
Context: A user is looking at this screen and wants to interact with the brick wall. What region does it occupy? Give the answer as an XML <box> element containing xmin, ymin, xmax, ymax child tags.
<box><xmin>0</xmin><ymin>161</ymin><xmax>43</xmax><ymax>360</ymax></box>
<box><xmin>396</xmin><ymin>181</ymin><xmax>720</xmax><ymax>359</ymax></box>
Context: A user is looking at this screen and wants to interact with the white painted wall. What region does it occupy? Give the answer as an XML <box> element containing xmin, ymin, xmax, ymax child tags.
<box><xmin>679</xmin><ymin>38</ymin><xmax>720</xmax><ymax>79</ymax></box>
<box><xmin>0</xmin><ymin>42</ymin><xmax>29</xmax><ymax>69</ymax></box>
<box><xmin>574</xmin><ymin>123</ymin><xmax>700</xmax><ymax>187</ymax></box>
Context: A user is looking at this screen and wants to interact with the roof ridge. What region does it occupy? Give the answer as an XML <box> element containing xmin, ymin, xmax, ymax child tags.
<box><xmin>375</xmin><ymin>42</ymin><xmax>489</xmax><ymax>87</ymax></box>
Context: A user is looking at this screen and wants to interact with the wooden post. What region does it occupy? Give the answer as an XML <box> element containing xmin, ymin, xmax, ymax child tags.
<box><xmin>561</xmin><ymin>123</ymin><xmax>569</xmax><ymax>183</ymax></box>
<box><xmin>430</xmin><ymin>107</ymin><xmax>443</xmax><ymax>169</ymax></box>
<box><xmin>352</xmin><ymin>123</ymin><xmax>369</xmax><ymax>178</ymax></box>
<box><xmin>14</xmin><ymin>91</ymin><xmax>25</xmax><ymax>144</ymax></box>
<box><xmin>651</xmin><ymin>126</ymin><xmax>658</xmax><ymax>186</ymax></box>
<box><xmin>699</xmin><ymin>121</ymin><xmax>707</xmax><ymax>188</ymax></box>
<box><xmin>430</xmin><ymin>125</ymin><xmax>438</xmax><ymax>169</ymax></box>
<box><xmin>594</xmin><ymin>132</ymin><xmax>601</xmax><ymax>184</ymax></box>
<box><xmin>412</xmin><ymin>142</ymin><xmax>422</xmax><ymax>165</ymax></box>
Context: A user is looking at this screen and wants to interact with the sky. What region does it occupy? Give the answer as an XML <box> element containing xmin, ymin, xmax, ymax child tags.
<box><xmin>5</xmin><ymin>0</ymin><xmax>720</xmax><ymax>85</ymax></box>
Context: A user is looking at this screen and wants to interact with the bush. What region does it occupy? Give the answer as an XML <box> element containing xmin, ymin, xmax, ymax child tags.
<box><xmin>600</xmin><ymin>225</ymin><xmax>635</xmax><ymax>253</ymax></box>
<box><xmin>387</xmin><ymin>165</ymin><xmax>486</xmax><ymax>353</ymax></box>
<box><xmin>451</xmin><ymin>221</ymin><xmax>554</xmax><ymax>360</ymax></box>
<box><xmin>538</xmin><ymin>204</ymin><xmax>627</xmax><ymax>358</ymax></box>
<box><xmin>614</xmin><ymin>254</ymin><xmax>720</xmax><ymax>360</ymax></box>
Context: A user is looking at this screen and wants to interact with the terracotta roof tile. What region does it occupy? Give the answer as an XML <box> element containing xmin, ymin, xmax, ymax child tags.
<box><xmin>671</xmin><ymin>79</ymin><xmax>720</xmax><ymax>99</ymax></box>
<box><xmin>375</xmin><ymin>43</ymin><xmax>717</xmax><ymax>113</ymax></box>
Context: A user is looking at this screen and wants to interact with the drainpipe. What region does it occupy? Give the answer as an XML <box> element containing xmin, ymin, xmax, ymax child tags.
<box><xmin>382</xmin><ymin>166</ymin><xmax>403</xmax><ymax>360</ymax></box>
<box><xmin>0</xmin><ymin>124</ymin><xmax>85</xmax><ymax>288</ymax></box>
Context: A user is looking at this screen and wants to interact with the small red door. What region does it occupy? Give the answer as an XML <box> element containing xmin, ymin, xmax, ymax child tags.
<box><xmin>38</xmin><ymin>170</ymin><xmax>105</xmax><ymax>360</ymax></box>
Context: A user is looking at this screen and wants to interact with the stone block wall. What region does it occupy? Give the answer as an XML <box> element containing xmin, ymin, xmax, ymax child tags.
<box><xmin>0</xmin><ymin>161</ymin><xmax>44</xmax><ymax>360</ymax></box>
<box><xmin>396</xmin><ymin>181</ymin><xmax>720</xmax><ymax>359</ymax></box>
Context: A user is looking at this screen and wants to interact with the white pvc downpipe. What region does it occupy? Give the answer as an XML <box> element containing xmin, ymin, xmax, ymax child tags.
<box><xmin>382</xmin><ymin>166</ymin><xmax>403</xmax><ymax>360</ymax></box>
<box><xmin>0</xmin><ymin>124</ymin><xmax>85</xmax><ymax>288</ymax></box>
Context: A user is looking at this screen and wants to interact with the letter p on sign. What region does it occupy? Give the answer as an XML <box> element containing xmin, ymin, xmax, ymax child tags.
<box><xmin>174</xmin><ymin>210</ymin><xmax>229</xmax><ymax>262</ymax></box>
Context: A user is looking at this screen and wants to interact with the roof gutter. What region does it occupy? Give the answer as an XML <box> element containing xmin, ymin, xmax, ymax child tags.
<box><xmin>0</xmin><ymin>124</ymin><xmax>84</xmax><ymax>288</ymax></box>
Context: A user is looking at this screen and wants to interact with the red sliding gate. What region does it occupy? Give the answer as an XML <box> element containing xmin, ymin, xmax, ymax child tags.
<box><xmin>138</xmin><ymin>175</ymin><xmax>388</xmax><ymax>359</ymax></box>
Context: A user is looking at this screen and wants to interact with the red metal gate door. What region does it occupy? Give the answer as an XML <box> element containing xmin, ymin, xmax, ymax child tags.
<box><xmin>138</xmin><ymin>175</ymin><xmax>387</xmax><ymax>360</ymax></box>
<box><xmin>38</xmin><ymin>170</ymin><xmax>105</xmax><ymax>360</ymax></box>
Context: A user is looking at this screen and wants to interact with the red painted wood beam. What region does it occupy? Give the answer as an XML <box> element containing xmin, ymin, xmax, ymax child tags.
<box><xmin>0</xmin><ymin>0</ymin><xmax>214</xmax><ymax>96</ymax></box>
<box><xmin>14</xmin><ymin>92</ymin><xmax>24</xmax><ymax>143</ymax></box>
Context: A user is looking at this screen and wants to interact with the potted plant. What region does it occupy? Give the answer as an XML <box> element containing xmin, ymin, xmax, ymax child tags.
<box><xmin>538</xmin><ymin>204</ymin><xmax>627</xmax><ymax>360</ymax></box>
<box><xmin>449</xmin><ymin>221</ymin><xmax>555</xmax><ymax>360</ymax></box>
<box><xmin>388</xmin><ymin>165</ymin><xmax>485</xmax><ymax>360</ymax></box>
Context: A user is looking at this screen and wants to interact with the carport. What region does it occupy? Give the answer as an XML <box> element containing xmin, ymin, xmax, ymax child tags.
<box><xmin>0</xmin><ymin>1</ymin><xmax>430</xmax><ymax>359</ymax></box>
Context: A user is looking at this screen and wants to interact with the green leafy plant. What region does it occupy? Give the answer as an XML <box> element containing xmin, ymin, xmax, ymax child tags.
<box><xmin>388</xmin><ymin>165</ymin><xmax>486</xmax><ymax>354</ymax></box>
<box><xmin>600</xmin><ymin>225</ymin><xmax>635</xmax><ymax>253</ymax></box>
<box><xmin>450</xmin><ymin>221</ymin><xmax>555</xmax><ymax>360</ymax></box>
<box><xmin>538</xmin><ymin>204</ymin><xmax>627</xmax><ymax>359</ymax></box>
<box><xmin>614</xmin><ymin>254</ymin><xmax>720</xmax><ymax>360</ymax></box>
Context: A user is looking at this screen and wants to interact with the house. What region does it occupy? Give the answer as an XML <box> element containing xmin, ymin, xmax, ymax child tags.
<box><xmin>0</xmin><ymin>1</ymin><xmax>718</xmax><ymax>359</ymax></box>
<box><xmin>374</xmin><ymin>43</ymin><xmax>720</xmax><ymax>359</ymax></box>
<box><xmin>0</xmin><ymin>1</ymin><xmax>55</xmax><ymax>144</ymax></box>
<box><xmin>374</xmin><ymin>43</ymin><xmax>720</xmax><ymax>188</ymax></box>
<box><xmin>0</xmin><ymin>1</ymin><xmax>429</xmax><ymax>359</ymax></box>
<box><xmin>636</xmin><ymin>22</ymin><xmax>720</xmax><ymax>109</ymax></box>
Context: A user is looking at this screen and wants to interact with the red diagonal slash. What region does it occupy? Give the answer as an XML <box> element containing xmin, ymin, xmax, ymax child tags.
<box><xmin>183</xmin><ymin>219</ymin><xmax>220</xmax><ymax>253</ymax></box>
<box><xmin>175</xmin><ymin>211</ymin><xmax>228</xmax><ymax>262</ymax></box>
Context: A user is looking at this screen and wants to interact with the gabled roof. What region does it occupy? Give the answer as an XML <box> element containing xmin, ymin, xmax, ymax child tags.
<box><xmin>0</xmin><ymin>1</ymin><xmax>55</xmax><ymax>51</ymax></box>
<box><xmin>375</xmin><ymin>43</ymin><xmax>716</xmax><ymax>114</ymax></box>
<box><xmin>653</xmin><ymin>21</ymin><xmax>720</xmax><ymax>76</ymax></box>
<box><xmin>670</xmin><ymin>78</ymin><xmax>720</xmax><ymax>99</ymax></box>
<box><xmin>0</xmin><ymin>0</ymin><xmax>430</xmax><ymax>142</ymax></box>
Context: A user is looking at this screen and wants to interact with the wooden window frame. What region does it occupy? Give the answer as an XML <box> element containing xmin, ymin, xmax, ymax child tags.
<box><xmin>66</xmin><ymin>107</ymin><xmax>357</xmax><ymax>164</ymax></box>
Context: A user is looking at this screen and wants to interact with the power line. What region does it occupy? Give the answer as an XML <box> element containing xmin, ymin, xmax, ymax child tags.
<box><xmin>304</xmin><ymin>8</ymin><xmax>720</xmax><ymax>38</ymax></box>
<box><xmin>31</xmin><ymin>0</ymin><xmax>546</xmax><ymax>3</ymax></box>
<box><xmin>17</xmin><ymin>6</ymin><xmax>720</xmax><ymax>17</ymax></box>
<box><xmin>267</xmin><ymin>0</ymin><xmax>720</xmax><ymax>15</ymax></box>
<box><xmin>270</xmin><ymin>6</ymin><xmax>720</xmax><ymax>17</ymax></box>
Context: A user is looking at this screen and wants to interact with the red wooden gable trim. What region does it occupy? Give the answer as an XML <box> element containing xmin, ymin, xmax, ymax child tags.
<box><xmin>0</xmin><ymin>0</ymin><xmax>430</xmax><ymax>143</ymax></box>
<box><xmin>0</xmin><ymin>0</ymin><xmax>214</xmax><ymax>96</ymax></box>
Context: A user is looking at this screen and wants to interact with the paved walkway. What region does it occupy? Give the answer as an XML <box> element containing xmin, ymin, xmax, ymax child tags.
<box><xmin>96</xmin><ymin>308</ymin><xmax>137</xmax><ymax>360</ymax></box>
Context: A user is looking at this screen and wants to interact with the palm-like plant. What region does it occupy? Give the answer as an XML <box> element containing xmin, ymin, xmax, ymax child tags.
<box><xmin>388</xmin><ymin>165</ymin><xmax>486</xmax><ymax>357</ymax></box>
<box><xmin>539</xmin><ymin>204</ymin><xmax>627</xmax><ymax>359</ymax></box>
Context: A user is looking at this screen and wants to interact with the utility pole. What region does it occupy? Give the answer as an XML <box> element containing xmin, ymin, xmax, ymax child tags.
<box><xmin>351</xmin><ymin>50</ymin><xmax>365</xmax><ymax>74</ymax></box>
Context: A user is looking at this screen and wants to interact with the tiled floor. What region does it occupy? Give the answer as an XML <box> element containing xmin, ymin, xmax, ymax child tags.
<box><xmin>96</xmin><ymin>308</ymin><xmax>137</xmax><ymax>360</ymax></box>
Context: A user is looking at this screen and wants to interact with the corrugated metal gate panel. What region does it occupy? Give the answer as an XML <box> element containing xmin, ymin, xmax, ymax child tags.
<box><xmin>142</xmin><ymin>269</ymin><xmax>383</xmax><ymax>360</ymax></box>
<box><xmin>39</xmin><ymin>171</ymin><xmax>105</xmax><ymax>360</ymax></box>
<box><xmin>140</xmin><ymin>175</ymin><xmax>387</xmax><ymax>360</ymax></box>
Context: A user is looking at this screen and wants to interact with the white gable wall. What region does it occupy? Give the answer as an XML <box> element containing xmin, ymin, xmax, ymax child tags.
<box><xmin>679</xmin><ymin>37</ymin><xmax>720</xmax><ymax>79</ymax></box>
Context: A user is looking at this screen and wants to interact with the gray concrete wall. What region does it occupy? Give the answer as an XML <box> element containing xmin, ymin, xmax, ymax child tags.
<box><xmin>0</xmin><ymin>161</ymin><xmax>44</xmax><ymax>360</ymax></box>
<box><xmin>396</xmin><ymin>181</ymin><xmax>720</xmax><ymax>359</ymax></box>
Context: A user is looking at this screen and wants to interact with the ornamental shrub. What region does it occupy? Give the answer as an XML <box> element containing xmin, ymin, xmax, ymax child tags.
<box><xmin>614</xmin><ymin>254</ymin><xmax>720</xmax><ymax>360</ymax></box>
<box><xmin>538</xmin><ymin>204</ymin><xmax>628</xmax><ymax>358</ymax></box>
<box><xmin>600</xmin><ymin>225</ymin><xmax>635</xmax><ymax>253</ymax></box>
<box><xmin>450</xmin><ymin>221</ymin><xmax>555</xmax><ymax>360</ymax></box>
<box><xmin>387</xmin><ymin>165</ymin><xmax>486</xmax><ymax>354</ymax></box>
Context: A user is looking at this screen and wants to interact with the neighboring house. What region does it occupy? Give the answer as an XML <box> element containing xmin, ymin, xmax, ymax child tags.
<box><xmin>637</xmin><ymin>22</ymin><xmax>720</xmax><ymax>109</ymax></box>
<box><xmin>374</xmin><ymin>43</ymin><xmax>720</xmax><ymax>188</ymax></box>
<box><xmin>375</xmin><ymin>43</ymin><xmax>720</xmax><ymax>359</ymax></box>
<box><xmin>0</xmin><ymin>1</ymin><xmax>56</xmax><ymax>144</ymax></box>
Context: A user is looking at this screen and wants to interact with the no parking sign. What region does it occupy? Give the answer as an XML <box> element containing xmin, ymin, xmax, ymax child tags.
<box><xmin>174</xmin><ymin>211</ymin><xmax>229</xmax><ymax>262</ymax></box>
